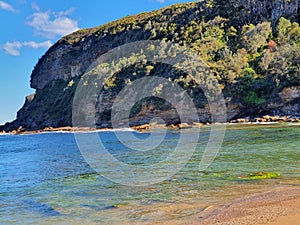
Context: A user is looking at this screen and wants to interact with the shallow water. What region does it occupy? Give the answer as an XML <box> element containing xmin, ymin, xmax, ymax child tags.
<box><xmin>1</xmin><ymin>124</ymin><xmax>300</xmax><ymax>224</ymax></box>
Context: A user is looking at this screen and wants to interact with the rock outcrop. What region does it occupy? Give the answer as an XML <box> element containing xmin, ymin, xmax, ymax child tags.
<box><xmin>216</xmin><ymin>0</ymin><xmax>299</xmax><ymax>26</ymax></box>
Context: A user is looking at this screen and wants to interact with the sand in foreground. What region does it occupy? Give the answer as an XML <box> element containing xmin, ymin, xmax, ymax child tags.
<box><xmin>267</xmin><ymin>213</ymin><xmax>300</xmax><ymax>225</ymax></box>
<box><xmin>139</xmin><ymin>186</ymin><xmax>300</xmax><ymax>225</ymax></box>
<box><xmin>202</xmin><ymin>186</ymin><xmax>300</xmax><ymax>225</ymax></box>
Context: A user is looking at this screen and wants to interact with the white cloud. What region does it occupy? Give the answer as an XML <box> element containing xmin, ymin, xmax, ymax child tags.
<box><xmin>26</xmin><ymin>7</ymin><xmax>79</xmax><ymax>38</ymax></box>
<box><xmin>54</xmin><ymin>7</ymin><xmax>75</xmax><ymax>17</ymax></box>
<box><xmin>3</xmin><ymin>41</ymin><xmax>52</xmax><ymax>56</ymax></box>
<box><xmin>0</xmin><ymin>0</ymin><xmax>16</xmax><ymax>12</ymax></box>
<box><xmin>23</xmin><ymin>41</ymin><xmax>52</xmax><ymax>48</ymax></box>
<box><xmin>3</xmin><ymin>42</ymin><xmax>22</xmax><ymax>56</ymax></box>
<box><xmin>155</xmin><ymin>0</ymin><xmax>165</xmax><ymax>3</ymax></box>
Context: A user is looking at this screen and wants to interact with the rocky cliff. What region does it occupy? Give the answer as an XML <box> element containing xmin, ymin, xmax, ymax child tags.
<box><xmin>2</xmin><ymin>0</ymin><xmax>300</xmax><ymax>131</ymax></box>
<box><xmin>30</xmin><ymin>0</ymin><xmax>300</xmax><ymax>90</ymax></box>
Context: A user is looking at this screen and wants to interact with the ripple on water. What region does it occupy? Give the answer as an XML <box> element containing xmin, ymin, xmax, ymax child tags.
<box><xmin>0</xmin><ymin>125</ymin><xmax>300</xmax><ymax>224</ymax></box>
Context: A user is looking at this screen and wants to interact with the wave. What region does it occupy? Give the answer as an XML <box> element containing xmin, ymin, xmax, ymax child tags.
<box><xmin>17</xmin><ymin>127</ymin><xmax>137</xmax><ymax>136</ymax></box>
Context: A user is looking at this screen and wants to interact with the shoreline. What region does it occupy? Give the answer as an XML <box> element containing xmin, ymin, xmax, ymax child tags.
<box><xmin>1</xmin><ymin>114</ymin><xmax>300</xmax><ymax>135</ymax></box>
<box><xmin>1</xmin><ymin>120</ymin><xmax>300</xmax><ymax>135</ymax></box>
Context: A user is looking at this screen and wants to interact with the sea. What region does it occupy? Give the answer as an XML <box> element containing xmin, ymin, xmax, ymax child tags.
<box><xmin>1</xmin><ymin>124</ymin><xmax>300</xmax><ymax>224</ymax></box>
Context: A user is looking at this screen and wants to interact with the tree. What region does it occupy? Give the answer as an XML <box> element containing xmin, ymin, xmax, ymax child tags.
<box><xmin>240</xmin><ymin>22</ymin><xmax>271</xmax><ymax>54</ymax></box>
<box><xmin>276</xmin><ymin>17</ymin><xmax>291</xmax><ymax>44</ymax></box>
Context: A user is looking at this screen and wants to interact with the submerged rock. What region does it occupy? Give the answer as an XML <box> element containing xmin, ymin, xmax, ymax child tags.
<box><xmin>238</xmin><ymin>171</ymin><xmax>281</xmax><ymax>180</ymax></box>
<box><xmin>23</xmin><ymin>200</ymin><xmax>61</xmax><ymax>216</ymax></box>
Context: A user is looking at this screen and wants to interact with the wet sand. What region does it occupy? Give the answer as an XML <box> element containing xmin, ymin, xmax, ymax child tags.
<box><xmin>185</xmin><ymin>186</ymin><xmax>300</xmax><ymax>225</ymax></box>
<box><xmin>135</xmin><ymin>186</ymin><xmax>300</xmax><ymax>225</ymax></box>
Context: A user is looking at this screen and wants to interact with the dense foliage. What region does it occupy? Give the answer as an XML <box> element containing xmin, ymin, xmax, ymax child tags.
<box><xmin>46</xmin><ymin>1</ymin><xmax>300</xmax><ymax>114</ymax></box>
<box><xmin>93</xmin><ymin>15</ymin><xmax>300</xmax><ymax>110</ymax></box>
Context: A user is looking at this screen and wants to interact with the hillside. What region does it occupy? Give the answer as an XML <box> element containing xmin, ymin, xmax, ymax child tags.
<box><xmin>2</xmin><ymin>0</ymin><xmax>300</xmax><ymax>131</ymax></box>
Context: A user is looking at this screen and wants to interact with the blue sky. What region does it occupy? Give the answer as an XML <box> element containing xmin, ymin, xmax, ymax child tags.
<box><xmin>0</xmin><ymin>0</ymin><xmax>192</xmax><ymax>125</ymax></box>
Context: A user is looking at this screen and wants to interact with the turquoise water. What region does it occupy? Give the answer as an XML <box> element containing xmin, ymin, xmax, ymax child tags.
<box><xmin>1</xmin><ymin>124</ymin><xmax>300</xmax><ymax>224</ymax></box>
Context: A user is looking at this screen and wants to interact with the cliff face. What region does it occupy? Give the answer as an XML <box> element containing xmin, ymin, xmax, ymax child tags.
<box><xmin>30</xmin><ymin>28</ymin><xmax>151</xmax><ymax>90</ymax></box>
<box><xmin>31</xmin><ymin>0</ymin><xmax>300</xmax><ymax>90</ymax></box>
<box><xmin>217</xmin><ymin>0</ymin><xmax>299</xmax><ymax>25</ymax></box>
<box><xmin>30</xmin><ymin>2</ymin><xmax>199</xmax><ymax>90</ymax></box>
<box><xmin>2</xmin><ymin>0</ymin><xmax>300</xmax><ymax>131</ymax></box>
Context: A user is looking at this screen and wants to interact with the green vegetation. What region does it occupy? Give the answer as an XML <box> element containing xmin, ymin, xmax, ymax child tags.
<box><xmin>95</xmin><ymin>14</ymin><xmax>300</xmax><ymax>110</ymax></box>
<box><xmin>238</xmin><ymin>171</ymin><xmax>281</xmax><ymax>180</ymax></box>
<box><xmin>15</xmin><ymin>78</ymin><xmax>79</xmax><ymax>130</ymax></box>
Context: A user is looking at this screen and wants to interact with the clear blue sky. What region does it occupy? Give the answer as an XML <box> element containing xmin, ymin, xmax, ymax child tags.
<box><xmin>0</xmin><ymin>0</ymin><xmax>192</xmax><ymax>125</ymax></box>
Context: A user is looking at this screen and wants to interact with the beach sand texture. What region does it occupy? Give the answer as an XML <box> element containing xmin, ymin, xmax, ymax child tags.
<box><xmin>136</xmin><ymin>186</ymin><xmax>300</xmax><ymax>225</ymax></box>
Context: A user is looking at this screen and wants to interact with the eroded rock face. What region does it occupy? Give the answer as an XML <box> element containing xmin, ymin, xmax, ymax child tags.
<box><xmin>226</xmin><ymin>0</ymin><xmax>299</xmax><ymax>24</ymax></box>
<box><xmin>30</xmin><ymin>36</ymin><xmax>131</xmax><ymax>90</ymax></box>
<box><xmin>279</xmin><ymin>86</ymin><xmax>300</xmax><ymax>102</ymax></box>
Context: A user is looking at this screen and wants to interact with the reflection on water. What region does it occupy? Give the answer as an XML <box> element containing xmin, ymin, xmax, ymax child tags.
<box><xmin>0</xmin><ymin>124</ymin><xmax>300</xmax><ymax>224</ymax></box>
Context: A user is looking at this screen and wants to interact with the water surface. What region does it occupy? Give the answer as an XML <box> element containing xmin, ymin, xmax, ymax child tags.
<box><xmin>1</xmin><ymin>124</ymin><xmax>300</xmax><ymax>224</ymax></box>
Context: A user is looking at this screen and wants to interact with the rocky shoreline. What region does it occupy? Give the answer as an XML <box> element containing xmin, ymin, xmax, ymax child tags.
<box><xmin>230</xmin><ymin>115</ymin><xmax>300</xmax><ymax>123</ymax></box>
<box><xmin>1</xmin><ymin>114</ymin><xmax>300</xmax><ymax>135</ymax></box>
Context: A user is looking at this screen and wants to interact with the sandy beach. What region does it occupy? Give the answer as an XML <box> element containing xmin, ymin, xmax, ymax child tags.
<box><xmin>199</xmin><ymin>186</ymin><xmax>300</xmax><ymax>225</ymax></box>
<box><xmin>268</xmin><ymin>213</ymin><xmax>300</xmax><ymax>225</ymax></box>
<box><xmin>173</xmin><ymin>186</ymin><xmax>300</xmax><ymax>225</ymax></box>
<box><xmin>113</xmin><ymin>186</ymin><xmax>300</xmax><ymax>225</ymax></box>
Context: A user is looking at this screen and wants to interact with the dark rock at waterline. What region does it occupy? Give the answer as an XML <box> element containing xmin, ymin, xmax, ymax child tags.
<box><xmin>23</xmin><ymin>200</ymin><xmax>61</xmax><ymax>216</ymax></box>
